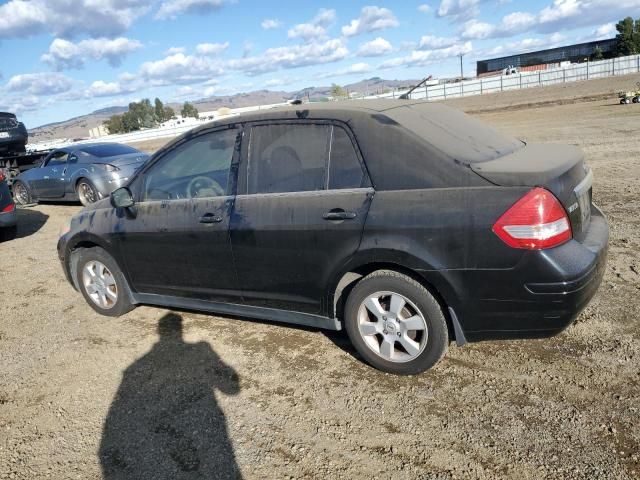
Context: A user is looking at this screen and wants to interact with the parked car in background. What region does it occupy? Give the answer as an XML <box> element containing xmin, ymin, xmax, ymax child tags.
<box><xmin>0</xmin><ymin>112</ymin><xmax>28</xmax><ymax>156</ymax></box>
<box><xmin>57</xmin><ymin>100</ymin><xmax>608</xmax><ymax>375</ymax></box>
<box><xmin>0</xmin><ymin>171</ymin><xmax>17</xmax><ymax>239</ymax></box>
<box><xmin>13</xmin><ymin>143</ymin><xmax>149</xmax><ymax>207</ymax></box>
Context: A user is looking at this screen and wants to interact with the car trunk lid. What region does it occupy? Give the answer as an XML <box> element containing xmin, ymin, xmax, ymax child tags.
<box><xmin>471</xmin><ymin>144</ymin><xmax>592</xmax><ymax>239</ymax></box>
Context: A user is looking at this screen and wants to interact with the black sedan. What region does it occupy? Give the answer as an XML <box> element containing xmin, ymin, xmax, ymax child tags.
<box><xmin>57</xmin><ymin>100</ymin><xmax>608</xmax><ymax>375</ymax></box>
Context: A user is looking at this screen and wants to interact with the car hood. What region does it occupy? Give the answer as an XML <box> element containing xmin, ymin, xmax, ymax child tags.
<box><xmin>80</xmin><ymin>197</ymin><xmax>111</xmax><ymax>213</ymax></box>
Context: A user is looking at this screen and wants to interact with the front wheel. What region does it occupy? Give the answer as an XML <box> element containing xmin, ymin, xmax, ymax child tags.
<box><xmin>344</xmin><ymin>270</ymin><xmax>449</xmax><ymax>375</ymax></box>
<box><xmin>75</xmin><ymin>247</ymin><xmax>134</xmax><ymax>317</ymax></box>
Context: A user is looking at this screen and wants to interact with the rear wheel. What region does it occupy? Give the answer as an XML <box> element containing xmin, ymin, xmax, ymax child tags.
<box><xmin>344</xmin><ymin>270</ymin><xmax>449</xmax><ymax>375</ymax></box>
<box><xmin>633</xmin><ymin>96</ymin><xmax>639</xmax><ymax>103</ymax></box>
<box><xmin>75</xmin><ymin>247</ymin><xmax>134</xmax><ymax>317</ymax></box>
<box><xmin>12</xmin><ymin>181</ymin><xmax>31</xmax><ymax>206</ymax></box>
<box><xmin>77</xmin><ymin>179</ymin><xmax>99</xmax><ymax>206</ymax></box>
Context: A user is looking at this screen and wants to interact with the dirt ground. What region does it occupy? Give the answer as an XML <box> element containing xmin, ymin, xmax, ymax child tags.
<box><xmin>1</xmin><ymin>75</ymin><xmax>639</xmax><ymax>480</ymax></box>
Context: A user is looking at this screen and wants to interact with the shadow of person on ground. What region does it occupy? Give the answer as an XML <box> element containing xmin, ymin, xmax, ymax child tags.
<box><xmin>99</xmin><ymin>313</ymin><xmax>242</xmax><ymax>479</ymax></box>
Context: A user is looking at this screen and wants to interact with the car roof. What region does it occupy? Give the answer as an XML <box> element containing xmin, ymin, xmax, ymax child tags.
<box><xmin>158</xmin><ymin>99</ymin><xmax>522</xmax><ymax>190</ymax></box>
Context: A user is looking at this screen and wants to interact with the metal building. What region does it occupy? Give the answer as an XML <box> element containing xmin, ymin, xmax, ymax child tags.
<box><xmin>476</xmin><ymin>38</ymin><xmax>618</xmax><ymax>75</ymax></box>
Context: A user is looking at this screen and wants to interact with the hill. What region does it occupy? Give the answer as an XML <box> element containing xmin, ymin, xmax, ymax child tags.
<box><xmin>28</xmin><ymin>77</ymin><xmax>419</xmax><ymax>142</ymax></box>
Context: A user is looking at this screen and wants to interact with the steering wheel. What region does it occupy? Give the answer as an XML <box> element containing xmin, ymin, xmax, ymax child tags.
<box><xmin>186</xmin><ymin>176</ymin><xmax>225</xmax><ymax>198</ymax></box>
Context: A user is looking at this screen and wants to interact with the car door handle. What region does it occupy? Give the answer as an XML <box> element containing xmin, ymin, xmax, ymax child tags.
<box><xmin>323</xmin><ymin>210</ymin><xmax>357</xmax><ymax>221</ymax></box>
<box><xmin>199</xmin><ymin>213</ymin><xmax>223</xmax><ymax>224</ymax></box>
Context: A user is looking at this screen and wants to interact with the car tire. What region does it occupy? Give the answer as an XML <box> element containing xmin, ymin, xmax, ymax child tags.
<box><xmin>75</xmin><ymin>247</ymin><xmax>134</xmax><ymax>317</ymax></box>
<box><xmin>77</xmin><ymin>179</ymin><xmax>99</xmax><ymax>206</ymax></box>
<box><xmin>344</xmin><ymin>270</ymin><xmax>449</xmax><ymax>375</ymax></box>
<box><xmin>12</xmin><ymin>181</ymin><xmax>32</xmax><ymax>206</ymax></box>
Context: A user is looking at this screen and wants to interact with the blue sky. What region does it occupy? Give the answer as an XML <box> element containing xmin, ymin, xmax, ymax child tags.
<box><xmin>0</xmin><ymin>0</ymin><xmax>636</xmax><ymax>127</ymax></box>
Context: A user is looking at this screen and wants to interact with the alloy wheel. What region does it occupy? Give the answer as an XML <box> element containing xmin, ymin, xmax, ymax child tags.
<box><xmin>357</xmin><ymin>291</ymin><xmax>428</xmax><ymax>363</ymax></box>
<box><xmin>79</xmin><ymin>182</ymin><xmax>98</xmax><ymax>204</ymax></box>
<box><xmin>82</xmin><ymin>260</ymin><xmax>118</xmax><ymax>309</ymax></box>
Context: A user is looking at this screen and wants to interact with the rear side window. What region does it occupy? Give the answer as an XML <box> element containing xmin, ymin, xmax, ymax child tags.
<box><xmin>248</xmin><ymin>124</ymin><xmax>329</xmax><ymax>194</ymax></box>
<box><xmin>328</xmin><ymin>126</ymin><xmax>367</xmax><ymax>190</ymax></box>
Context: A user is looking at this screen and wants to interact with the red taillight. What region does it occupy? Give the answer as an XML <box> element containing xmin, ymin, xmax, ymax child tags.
<box><xmin>492</xmin><ymin>187</ymin><xmax>572</xmax><ymax>250</ymax></box>
<box><xmin>1</xmin><ymin>202</ymin><xmax>15</xmax><ymax>213</ymax></box>
<box><xmin>0</xmin><ymin>171</ymin><xmax>5</xmax><ymax>182</ymax></box>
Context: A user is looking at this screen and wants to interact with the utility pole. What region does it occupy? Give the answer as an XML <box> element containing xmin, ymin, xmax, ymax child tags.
<box><xmin>458</xmin><ymin>53</ymin><xmax>465</xmax><ymax>80</ymax></box>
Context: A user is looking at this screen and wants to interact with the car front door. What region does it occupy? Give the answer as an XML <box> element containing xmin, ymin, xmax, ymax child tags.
<box><xmin>230</xmin><ymin>122</ymin><xmax>373</xmax><ymax>315</ymax></box>
<box><xmin>117</xmin><ymin>126</ymin><xmax>242</xmax><ymax>302</ymax></box>
<box><xmin>33</xmin><ymin>150</ymin><xmax>68</xmax><ymax>198</ymax></box>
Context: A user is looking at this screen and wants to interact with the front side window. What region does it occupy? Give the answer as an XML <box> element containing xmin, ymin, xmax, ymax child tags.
<box><xmin>46</xmin><ymin>151</ymin><xmax>69</xmax><ymax>167</ymax></box>
<box><xmin>248</xmin><ymin>124</ymin><xmax>329</xmax><ymax>194</ymax></box>
<box><xmin>143</xmin><ymin>128</ymin><xmax>237</xmax><ymax>201</ymax></box>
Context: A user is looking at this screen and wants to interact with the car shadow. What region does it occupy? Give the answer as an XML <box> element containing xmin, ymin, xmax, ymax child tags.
<box><xmin>99</xmin><ymin>312</ymin><xmax>242</xmax><ymax>479</ymax></box>
<box><xmin>0</xmin><ymin>208</ymin><xmax>49</xmax><ymax>242</ymax></box>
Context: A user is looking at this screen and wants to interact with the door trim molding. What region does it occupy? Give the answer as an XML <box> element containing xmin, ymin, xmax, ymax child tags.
<box><xmin>131</xmin><ymin>292</ymin><xmax>343</xmax><ymax>331</ymax></box>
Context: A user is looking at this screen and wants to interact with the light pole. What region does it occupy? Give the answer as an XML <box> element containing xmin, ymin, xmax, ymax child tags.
<box><xmin>458</xmin><ymin>53</ymin><xmax>465</xmax><ymax>80</ymax></box>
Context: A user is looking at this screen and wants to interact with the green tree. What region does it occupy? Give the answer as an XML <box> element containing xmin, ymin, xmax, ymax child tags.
<box><xmin>181</xmin><ymin>102</ymin><xmax>199</xmax><ymax>119</ymax></box>
<box><xmin>103</xmin><ymin>115</ymin><xmax>124</xmax><ymax>134</ymax></box>
<box><xmin>592</xmin><ymin>45</ymin><xmax>604</xmax><ymax>61</ymax></box>
<box><xmin>154</xmin><ymin>98</ymin><xmax>165</xmax><ymax>122</ymax></box>
<box><xmin>330</xmin><ymin>83</ymin><xmax>348</xmax><ymax>99</ymax></box>
<box><xmin>163</xmin><ymin>105</ymin><xmax>176</xmax><ymax>120</ymax></box>
<box><xmin>615</xmin><ymin>16</ymin><xmax>640</xmax><ymax>56</ymax></box>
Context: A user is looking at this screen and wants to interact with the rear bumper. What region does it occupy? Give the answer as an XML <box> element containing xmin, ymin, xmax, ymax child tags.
<box><xmin>433</xmin><ymin>205</ymin><xmax>609</xmax><ymax>341</ymax></box>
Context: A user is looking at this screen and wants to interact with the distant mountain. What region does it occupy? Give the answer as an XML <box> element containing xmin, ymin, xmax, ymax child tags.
<box><xmin>28</xmin><ymin>77</ymin><xmax>420</xmax><ymax>142</ymax></box>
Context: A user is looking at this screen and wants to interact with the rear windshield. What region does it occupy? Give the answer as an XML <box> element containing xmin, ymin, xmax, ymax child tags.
<box><xmin>385</xmin><ymin>103</ymin><xmax>524</xmax><ymax>164</ymax></box>
<box><xmin>79</xmin><ymin>144</ymin><xmax>139</xmax><ymax>158</ymax></box>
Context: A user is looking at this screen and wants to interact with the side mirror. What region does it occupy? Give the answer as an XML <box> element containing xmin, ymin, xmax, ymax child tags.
<box><xmin>111</xmin><ymin>187</ymin><xmax>134</xmax><ymax>208</ymax></box>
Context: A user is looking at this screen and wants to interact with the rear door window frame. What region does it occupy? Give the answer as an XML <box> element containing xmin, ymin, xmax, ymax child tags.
<box><xmin>237</xmin><ymin>119</ymin><xmax>371</xmax><ymax>196</ymax></box>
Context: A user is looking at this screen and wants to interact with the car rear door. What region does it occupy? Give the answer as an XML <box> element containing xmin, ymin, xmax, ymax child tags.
<box><xmin>230</xmin><ymin>121</ymin><xmax>373</xmax><ymax>315</ymax></box>
<box><xmin>118</xmin><ymin>126</ymin><xmax>242</xmax><ymax>302</ymax></box>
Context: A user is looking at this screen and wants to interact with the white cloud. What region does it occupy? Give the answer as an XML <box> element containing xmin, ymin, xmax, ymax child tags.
<box><xmin>418</xmin><ymin>35</ymin><xmax>459</xmax><ymax>49</ymax></box>
<box><xmin>342</xmin><ymin>6</ymin><xmax>399</xmax><ymax>37</ymax></box>
<box><xmin>0</xmin><ymin>95</ymin><xmax>44</xmax><ymax>116</ymax></box>
<box><xmin>195</xmin><ymin>42</ymin><xmax>229</xmax><ymax>55</ymax></box>
<box><xmin>139</xmin><ymin>52</ymin><xmax>224</xmax><ymax>85</ymax></box>
<box><xmin>265</xmin><ymin>77</ymin><xmax>297</xmax><ymax>87</ymax></box>
<box><xmin>437</xmin><ymin>0</ymin><xmax>482</xmax><ymax>22</ymax></box>
<box><xmin>6</xmin><ymin>72</ymin><xmax>74</xmax><ymax>95</ymax></box>
<box><xmin>319</xmin><ymin>62</ymin><xmax>371</xmax><ymax>79</ymax></box>
<box><xmin>41</xmin><ymin>37</ymin><xmax>143</xmax><ymax>70</ymax></box>
<box><xmin>418</xmin><ymin>4</ymin><xmax>431</xmax><ymax>13</ymax></box>
<box><xmin>379</xmin><ymin>42</ymin><xmax>472</xmax><ymax>69</ymax></box>
<box><xmin>261</xmin><ymin>18</ymin><xmax>282</xmax><ymax>29</ymax></box>
<box><xmin>0</xmin><ymin>0</ymin><xmax>150</xmax><ymax>39</ymax></box>
<box><xmin>594</xmin><ymin>22</ymin><xmax>616</xmax><ymax>39</ymax></box>
<box><xmin>85</xmin><ymin>80</ymin><xmax>137</xmax><ymax>98</ymax></box>
<box><xmin>155</xmin><ymin>0</ymin><xmax>227</xmax><ymax>20</ymax></box>
<box><xmin>479</xmin><ymin>34</ymin><xmax>566</xmax><ymax>57</ymax></box>
<box><xmin>357</xmin><ymin>37</ymin><xmax>393</xmax><ymax>57</ymax></box>
<box><xmin>228</xmin><ymin>38</ymin><xmax>349</xmax><ymax>75</ymax></box>
<box><xmin>463</xmin><ymin>0</ymin><xmax>640</xmax><ymax>40</ymax></box>
<box><xmin>164</xmin><ymin>46</ymin><xmax>186</xmax><ymax>55</ymax></box>
<box><xmin>288</xmin><ymin>8</ymin><xmax>336</xmax><ymax>42</ymax></box>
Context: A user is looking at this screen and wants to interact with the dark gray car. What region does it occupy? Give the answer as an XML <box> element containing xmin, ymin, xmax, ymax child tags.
<box><xmin>13</xmin><ymin>142</ymin><xmax>149</xmax><ymax>206</ymax></box>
